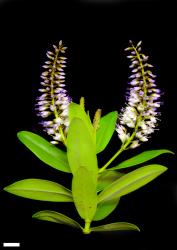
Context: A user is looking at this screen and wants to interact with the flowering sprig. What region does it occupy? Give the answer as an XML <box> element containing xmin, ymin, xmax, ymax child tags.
<box><xmin>99</xmin><ymin>41</ymin><xmax>162</xmax><ymax>172</ymax></box>
<box><xmin>116</xmin><ymin>40</ymin><xmax>161</xmax><ymax>149</ymax></box>
<box><xmin>36</xmin><ymin>40</ymin><xmax>71</xmax><ymax>145</ymax></box>
<box><xmin>4</xmin><ymin>41</ymin><xmax>173</xmax><ymax>235</ymax></box>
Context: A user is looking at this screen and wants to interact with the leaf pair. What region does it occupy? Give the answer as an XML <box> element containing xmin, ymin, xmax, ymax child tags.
<box><xmin>15</xmin><ymin>103</ymin><xmax>118</xmax><ymax>178</ymax></box>
<box><xmin>68</xmin><ymin>103</ymin><xmax>119</xmax><ymax>222</ymax></box>
<box><xmin>33</xmin><ymin>210</ymin><xmax>140</xmax><ymax>233</ymax></box>
<box><xmin>67</xmin><ymin>104</ymin><xmax>120</xmax><ymax>223</ymax></box>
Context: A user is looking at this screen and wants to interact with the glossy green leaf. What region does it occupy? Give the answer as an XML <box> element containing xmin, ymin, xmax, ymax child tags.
<box><xmin>33</xmin><ymin>210</ymin><xmax>81</xmax><ymax>229</ymax></box>
<box><xmin>93</xmin><ymin>196</ymin><xmax>120</xmax><ymax>221</ymax></box>
<box><xmin>91</xmin><ymin>222</ymin><xmax>140</xmax><ymax>232</ymax></box>
<box><xmin>17</xmin><ymin>131</ymin><xmax>71</xmax><ymax>173</ymax></box>
<box><xmin>4</xmin><ymin>179</ymin><xmax>73</xmax><ymax>202</ymax></box>
<box><xmin>97</xmin><ymin>170</ymin><xmax>124</xmax><ymax>192</ymax></box>
<box><xmin>72</xmin><ymin>167</ymin><xmax>97</xmax><ymax>221</ymax></box>
<box><xmin>69</xmin><ymin>102</ymin><xmax>95</xmax><ymax>142</ymax></box>
<box><xmin>67</xmin><ymin>118</ymin><xmax>98</xmax><ymax>182</ymax></box>
<box><xmin>96</xmin><ymin>111</ymin><xmax>118</xmax><ymax>153</ymax></box>
<box><xmin>109</xmin><ymin>149</ymin><xmax>174</xmax><ymax>170</ymax></box>
<box><xmin>98</xmin><ymin>164</ymin><xmax>167</xmax><ymax>203</ymax></box>
<box><xmin>94</xmin><ymin>171</ymin><xmax>123</xmax><ymax>220</ymax></box>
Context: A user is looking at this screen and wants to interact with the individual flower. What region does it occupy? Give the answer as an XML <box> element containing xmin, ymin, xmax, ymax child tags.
<box><xmin>116</xmin><ymin>41</ymin><xmax>161</xmax><ymax>149</ymax></box>
<box><xmin>36</xmin><ymin>40</ymin><xmax>72</xmax><ymax>144</ymax></box>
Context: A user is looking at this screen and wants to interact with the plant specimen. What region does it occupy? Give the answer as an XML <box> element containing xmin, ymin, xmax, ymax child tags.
<box><xmin>4</xmin><ymin>40</ymin><xmax>173</xmax><ymax>234</ymax></box>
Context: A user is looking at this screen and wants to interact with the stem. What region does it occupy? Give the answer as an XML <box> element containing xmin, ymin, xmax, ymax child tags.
<box><xmin>132</xmin><ymin>43</ymin><xmax>148</xmax><ymax>108</ymax></box>
<box><xmin>99</xmin><ymin>117</ymin><xmax>141</xmax><ymax>173</ymax></box>
<box><xmin>51</xmin><ymin>47</ymin><xmax>60</xmax><ymax>119</ymax></box>
<box><xmin>59</xmin><ymin>127</ymin><xmax>67</xmax><ymax>146</ymax></box>
<box><xmin>83</xmin><ymin>220</ymin><xmax>91</xmax><ymax>234</ymax></box>
<box><xmin>99</xmin><ymin>145</ymin><xmax>124</xmax><ymax>173</ymax></box>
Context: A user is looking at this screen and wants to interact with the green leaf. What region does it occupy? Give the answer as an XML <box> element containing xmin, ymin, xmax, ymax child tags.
<box><xmin>4</xmin><ymin>179</ymin><xmax>73</xmax><ymax>202</ymax></box>
<box><xmin>94</xmin><ymin>171</ymin><xmax>123</xmax><ymax>221</ymax></box>
<box><xmin>96</xmin><ymin>111</ymin><xmax>118</xmax><ymax>153</ymax></box>
<box><xmin>33</xmin><ymin>210</ymin><xmax>82</xmax><ymax>229</ymax></box>
<box><xmin>72</xmin><ymin>166</ymin><xmax>97</xmax><ymax>221</ymax></box>
<box><xmin>69</xmin><ymin>102</ymin><xmax>95</xmax><ymax>142</ymax></box>
<box><xmin>67</xmin><ymin>118</ymin><xmax>98</xmax><ymax>182</ymax></box>
<box><xmin>109</xmin><ymin>149</ymin><xmax>174</xmax><ymax>170</ymax></box>
<box><xmin>97</xmin><ymin>170</ymin><xmax>124</xmax><ymax>192</ymax></box>
<box><xmin>17</xmin><ymin>131</ymin><xmax>71</xmax><ymax>173</ymax></box>
<box><xmin>93</xmin><ymin>197</ymin><xmax>120</xmax><ymax>221</ymax></box>
<box><xmin>98</xmin><ymin>164</ymin><xmax>167</xmax><ymax>203</ymax></box>
<box><xmin>91</xmin><ymin>222</ymin><xmax>140</xmax><ymax>232</ymax></box>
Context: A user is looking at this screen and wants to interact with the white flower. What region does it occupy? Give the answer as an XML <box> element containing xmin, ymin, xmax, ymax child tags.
<box><xmin>130</xmin><ymin>140</ymin><xmax>140</xmax><ymax>149</ymax></box>
<box><xmin>54</xmin><ymin>117</ymin><xmax>63</xmax><ymax>125</ymax></box>
<box><xmin>116</xmin><ymin>125</ymin><xmax>130</xmax><ymax>143</ymax></box>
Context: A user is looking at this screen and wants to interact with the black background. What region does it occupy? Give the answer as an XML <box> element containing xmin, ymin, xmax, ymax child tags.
<box><xmin>0</xmin><ymin>0</ymin><xmax>176</xmax><ymax>249</ymax></box>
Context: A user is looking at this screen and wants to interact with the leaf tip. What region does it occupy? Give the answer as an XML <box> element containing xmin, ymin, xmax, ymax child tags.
<box><xmin>3</xmin><ymin>186</ymin><xmax>8</xmax><ymax>192</ymax></box>
<box><xmin>32</xmin><ymin>212</ymin><xmax>40</xmax><ymax>219</ymax></box>
<box><xmin>3</xmin><ymin>185</ymin><xmax>12</xmax><ymax>193</ymax></box>
<box><xmin>168</xmin><ymin>150</ymin><xmax>175</xmax><ymax>155</ymax></box>
<box><xmin>17</xmin><ymin>130</ymin><xmax>23</xmax><ymax>139</ymax></box>
<box><xmin>134</xmin><ymin>225</ymin><xmax>141</xmax><ymax>232</ymax></box>
<box><xmin>160</xmin><ymin>165</ymin><xmax>168</xmax><ymax>173</ymax></box>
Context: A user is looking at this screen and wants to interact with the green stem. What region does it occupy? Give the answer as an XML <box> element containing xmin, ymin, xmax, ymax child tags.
<box><xmin>59</xmin><ymin>127</ymin><xmax>67</xmax><ymax>146</ymax></box>
<box><xmin>99</xmin><ymin>145</ymin><xmax>124</xmax><ymax>173</ymax></box>
<box><xmin>83</xmin><ymin>220</ymin><xmax>91</xmax><ymax>234</ymax></box>
<box><xmin>132</xmin><ymin>42</ymin><xmax>148</xmax><ymax>108</ymax></box>
<box><xmin>99</xmin><ymin>117</ymin><xmax>141</xmax><ymax>173</ymax></box>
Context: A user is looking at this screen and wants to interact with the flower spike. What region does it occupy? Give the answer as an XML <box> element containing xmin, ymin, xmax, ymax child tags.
<box><xmin>36</xmin><ymin>41</ymin><xmax>72</xmax><ymax>145</ymax></box>
<box><xmin>116</xmin><ymin>41</ymin><xmax>161</xmax><ymax>149</ymax></box>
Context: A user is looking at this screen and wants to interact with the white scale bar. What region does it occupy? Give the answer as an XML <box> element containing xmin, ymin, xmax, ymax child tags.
<box><xmin>3</xmin><ymin>243</ymin><xmax>20</xmax><ymax>247</ymax></box>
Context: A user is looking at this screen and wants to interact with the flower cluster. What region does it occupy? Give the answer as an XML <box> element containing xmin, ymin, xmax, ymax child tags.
<box><xmin>36</xmin><ymin>40</ymin><xmax>72</xmax><ymax>144</ymax></box>
<box><xmin>116</xmin><ymin>41</ymin><xmax>161</xmax><ymax>149</ymax></box>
